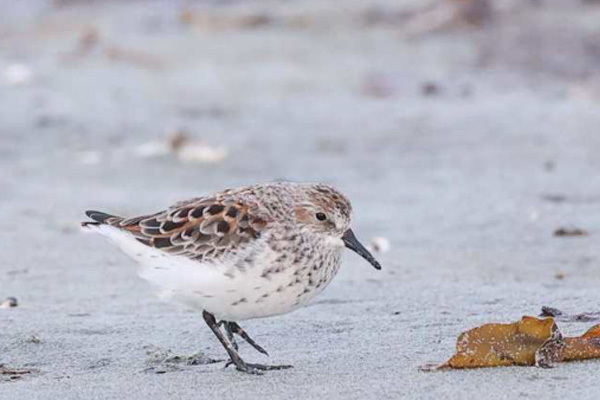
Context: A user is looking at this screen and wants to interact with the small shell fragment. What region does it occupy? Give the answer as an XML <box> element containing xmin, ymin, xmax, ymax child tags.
<box><xmin>0</xmin><ymin>297</ymin><xmax>18</xmax><ymax>309</ymax></box>
<box><xmin>3</xmin><ymin>64</ymin><xmax>33</xmax><ymax>86</ymax></box>
<box><xmin>134</xmin><ymin>141</ymin><xmax>170</xmax><ymax>158</ymax></box>
<box><xmin>176</xmin><ymin>143</ymin><xmax>228</xmax><ymax>164</ymax></box>
<box><xmin>134</xmin><ymin>130</ymin><xmax>228</xmax><ymax>164</ymax></box>
<box><xmin>368</xmin><ymin>237</ymin><xmax>390</xmax><ymax>253</ymax></box>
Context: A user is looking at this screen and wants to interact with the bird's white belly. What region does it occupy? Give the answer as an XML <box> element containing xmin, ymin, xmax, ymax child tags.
<box><xmin>139</xmin><ymin>250</ymin><xmax>329</xmax><ymax>321</ymax></box>
<box><xmin>96</xmin><ymin>225</ymin><xmax>336</xmax><ymax>321</ymax></box>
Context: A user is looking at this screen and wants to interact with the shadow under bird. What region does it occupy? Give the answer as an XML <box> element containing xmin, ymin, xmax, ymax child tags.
<box><xmin>82</xmin><ymin>182</ymin><xmax>381</xmax><ymax>374</ymax></box>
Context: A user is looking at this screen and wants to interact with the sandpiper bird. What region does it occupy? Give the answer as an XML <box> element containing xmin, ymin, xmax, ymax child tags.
<box><xmin>82</xmin><ymin>182</ymin><xmax>381</xmax><ymax>374</ymax></box>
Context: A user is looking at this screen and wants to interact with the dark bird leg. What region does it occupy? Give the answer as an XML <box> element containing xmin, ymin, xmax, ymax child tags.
<box><xmin>203</xmin><ymin>311</ymin><xmax>254</xmax><ymax>373</ymax></box>
<box><xmin>202</xmin><ymin>311</ymin><xmax>292</xmax><ymax>374</ymax></box>
<box><xmin>218</xmin><ymin>321</ymin><xmax>239</xmax><ymax>352</ymax></box>
<box><xmin>218</xmin><ymin>321</ymin><xmax>267</xmax><ymax>356</ymax></box>
<box><xmin>225</xmin><ymin>321</ymin><xmax>269</xmax><ymax>356</ymax></box>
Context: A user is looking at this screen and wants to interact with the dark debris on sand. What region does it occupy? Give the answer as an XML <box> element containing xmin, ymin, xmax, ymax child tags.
<box><xmin>0</xmin><ymin>365</ymin><xmax>37</xmax><ymax>382</ymax></box>
<box><xmin>554</xmin><ymin>227</ymin><xmax>589</xmax><ymax>237</ymax></box>
<box><xmin>540</xmin><ymin>306</ymin><xmax>600</xmax><ymax>322</ymax></box>
<box><xmin>143</xmin><ymin>345</ymin><xmax>222</xmax><ymax>374</ymax></box>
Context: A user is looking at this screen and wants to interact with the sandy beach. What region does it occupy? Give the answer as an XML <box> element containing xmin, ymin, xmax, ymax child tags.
<box><xmin>2</xmin><ymin>1</ymin><xmax>600</xmax><ymax>398</ymax></box>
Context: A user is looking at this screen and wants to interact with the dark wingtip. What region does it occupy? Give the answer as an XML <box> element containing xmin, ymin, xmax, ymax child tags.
<box><xmin>84</xmin><ymin>210</ymin><xmax>116</xmax><ymax>224</ymax></box>
<box><xmin>81</xmin><ymin>221</ymin><xmax>100</xmax><ymax>228</ymax></box>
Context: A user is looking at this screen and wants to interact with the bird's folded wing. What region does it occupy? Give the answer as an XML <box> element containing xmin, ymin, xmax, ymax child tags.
<box><xmin>108</xmin><ymin>196</ymin><xmax>269</xmax><ymax>262</ymax></box>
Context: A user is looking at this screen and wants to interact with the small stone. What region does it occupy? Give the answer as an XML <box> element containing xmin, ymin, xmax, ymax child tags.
<box><xmin>544</xmin><ymin>160</ymin><xmax>556</xmax><ymax>172</ymax></box>
<box><xmin>25</xmin><ymin>335</ymin><xmax>41</xmax><ymax>344</ymax></box>
<box><xmin>369</xmin><ymin>237</ymin><xmax>391</xmax><ymax>253</ymax></box>
<box><xmin>542</xmin><ymin>194</ymin><xmax>567</xmax><ymax>203</ymax></box>
<box><xmin>421</xmin><ymin>81</ymin><xmax>441</xmax><ymax>96</ymax></box>
<box><xmin>554</xmin><ymin>227</ymin><xmax>589</xmax><ymax>237</ymax></box>
<box><xmin>0</xmin><ymin>297</ymin><xmax>18</xmax><ymax>309</ymax></box>
<box><xmin>176</xmin><ymin>142</ymin><xmax>228</xmax><ymax>164</ymax></box>
<box><xmin>167</xmin><ymin>129</ymin><xmax>189</xmax><ymax>151</ymax></box>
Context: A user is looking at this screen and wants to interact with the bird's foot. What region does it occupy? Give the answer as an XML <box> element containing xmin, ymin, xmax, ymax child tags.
<box><xmin>224</xmin><ymin>360</ymin><xmax>293</xmax><ymax>374</ymax></box>
<box><xmin>204</xmin><ymin>312</ymin><xmax>286</xmax><ymax>376</ymax></box>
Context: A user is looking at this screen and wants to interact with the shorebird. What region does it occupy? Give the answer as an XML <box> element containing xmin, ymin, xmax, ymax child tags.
<box><xmin>82</xmin><ymin>182</ymin><xmax>381</xmax><ymax>374</ymax></box>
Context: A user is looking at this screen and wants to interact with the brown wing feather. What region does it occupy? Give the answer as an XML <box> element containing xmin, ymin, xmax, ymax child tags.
<box><xmin>109</xmin><ymin>196</ymin><xmax>269</xmax><ymax>262</ymax></box>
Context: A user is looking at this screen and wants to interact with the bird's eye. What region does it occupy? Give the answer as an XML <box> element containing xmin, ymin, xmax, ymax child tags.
<box><xmin>316</xmin><ymin>212</ymin><xmax>327</xmax><ymax>221</ymax></box>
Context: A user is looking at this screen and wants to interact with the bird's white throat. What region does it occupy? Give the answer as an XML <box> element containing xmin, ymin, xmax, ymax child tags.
<box><xmin>323</xmin><ymin>235</ymin><xmax>345</xmax><ymax>248</ymax></box>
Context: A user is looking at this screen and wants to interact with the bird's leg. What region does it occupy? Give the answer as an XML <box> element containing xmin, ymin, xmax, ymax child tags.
<box><xmin>203</xmin><ymin>311</ymin><xmax>261</xmax><ymax>374</ymax></box>
<box><xmin>218</xmin><ymin>321</ymin><xmax>239</xmax><ymax>351</ymax></box>
<box><xmin>202</xmin><ymin>311</ymin><xmax>292</xmax><ymax>374</ymax></box>
<box><xmin>225</xmin><ymin>322</ymin><xmax>269</xmax><ymax>356</ymax></box>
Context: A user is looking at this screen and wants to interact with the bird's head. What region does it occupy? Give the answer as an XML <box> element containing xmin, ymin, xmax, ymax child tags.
<box><xmin>293</xmin><ymin>183</ymin><xmax>381</xmax><ymax>270</ymax></box>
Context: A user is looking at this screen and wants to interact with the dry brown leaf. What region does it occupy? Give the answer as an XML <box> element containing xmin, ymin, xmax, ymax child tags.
<box><xmin>563</xmin><ymin>324</ymin><xmax>600</xmax><ymax>361</ymax></box>
<box><xmin>437</xmin><ymin>317</ymin><xmax>559</xmax><ymax>369</ymax></box>
<box><xmin>424</xmin><ymin>316</ymin><xmax>600</xmax><ymax>371</ymax></box>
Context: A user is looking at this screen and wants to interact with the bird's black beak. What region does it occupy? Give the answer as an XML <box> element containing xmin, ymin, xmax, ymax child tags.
<box><xmin>342</xmin><ymin>229</ymin><xmax>382</xmax><ymax>270</ymax></box>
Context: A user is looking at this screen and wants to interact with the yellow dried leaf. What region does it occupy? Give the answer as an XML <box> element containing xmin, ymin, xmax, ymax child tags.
<box><xmin>425</xmin><ymin>317</ymin><xmax>600</xmax><ymax>371</ymax></box>
<box><xmin>563</xmin><ymin>324</ymin><xmax>600</xmax><ymax>361</ymax></box>
<box><xmin>440</xmin><ymin>317</ymin><xmax>558</xmax><ymax>369</ymax></box>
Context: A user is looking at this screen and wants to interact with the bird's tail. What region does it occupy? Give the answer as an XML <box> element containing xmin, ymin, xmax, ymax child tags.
<box><xmin>81</xmin><ymin>210</ymin><xmax>124</xmax><ymax>228</ymax></box>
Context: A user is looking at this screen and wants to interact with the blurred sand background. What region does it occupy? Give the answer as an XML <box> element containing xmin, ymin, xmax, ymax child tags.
<box><xmin>2</xmin><ymin>0</ymin><xmax>600</xmax><ymax>398</ymax></box>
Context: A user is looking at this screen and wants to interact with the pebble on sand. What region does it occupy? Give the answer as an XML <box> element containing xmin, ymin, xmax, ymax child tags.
<box><xmin>135</xmin><ymin>130</ymin><xmax>228</xmax><ymax>164</ymax></box>
<box><xmin>368</xmin><ymin>237</ymin><xmax>391</xmax><ymax>253</ymax></box>
<box><xmin>554</xmin><ymin>227</ymin><xmax>589</xmax><ymax>237</ymax></box>
<box><xmin>0</xmin><ymin>297</ymin><xmax>18</xmax><ymax>309</ymax></box>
